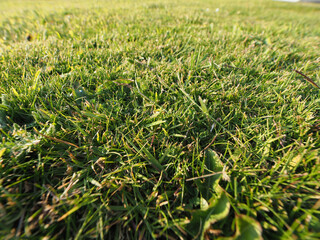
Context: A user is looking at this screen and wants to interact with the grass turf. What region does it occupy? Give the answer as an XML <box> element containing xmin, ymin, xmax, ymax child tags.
<box><xmin>0</xmin><ymin>0</ymin><xmax>320</xmax><ymax>239</ymax></box>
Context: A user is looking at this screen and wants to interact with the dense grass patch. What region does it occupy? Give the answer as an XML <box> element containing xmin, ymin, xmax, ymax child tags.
<box><xmin>0</xmin><ymin>0</ymin><xmax>320</xmax><ymax>239</ymax></box>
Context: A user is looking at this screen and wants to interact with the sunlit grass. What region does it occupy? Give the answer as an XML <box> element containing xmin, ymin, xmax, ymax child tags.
<box><xmin>0</xmin><ymin>0</ymin><xmax>320</xmax><ymax>239</ymax></box>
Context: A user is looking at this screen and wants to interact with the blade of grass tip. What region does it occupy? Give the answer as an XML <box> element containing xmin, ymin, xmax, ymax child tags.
<box><xmin>31</xmin><ymin>69</ymin><xmax>41</xmax><ymax>91</ymax></box>
<box><xmin>179</xmin><ymin>87</ymin><xmax>244</xmax><ymax>147</ymax></box>
<box><xmin>58</xmin><ymin>205</ymin><xmax>82</xmax><ymax>222</ymax></box>
<box><xmin>134</xmin><ymin>78</ymin><xmax>152</xmax><ymax>102</ymax></box>
<box><xmin>136</xmin><ymin>140</ymin><xmax>165</xmax><ymax>171</ymax></box>
<box><xmin>295</xmin><ymin>70</ymin><xmax>320</xmax><ymax>89</ymax></box>
<box><xmin>121</xmin><ymin>132</ymin><xmax>166</xmax><ymax>177</ymax></box>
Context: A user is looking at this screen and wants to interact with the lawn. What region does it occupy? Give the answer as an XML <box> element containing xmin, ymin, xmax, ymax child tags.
<box><xmin>0</xmin><ymin>0</ymin><xmax>320</xmax><ymax>239</ymax></box>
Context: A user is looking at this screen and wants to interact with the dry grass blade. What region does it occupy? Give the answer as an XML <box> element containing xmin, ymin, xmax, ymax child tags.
<box><xmin>186</xmin><ymin>172</ymin><xmax>223</xmax><ymax>182</ymax></box>
<box><xmin>33</xmin><ymin>128</ymin><xmax>79</xmax><ymax>148</ymax></box>
<box><xmin>295</xmin><ymin>70</ymin><xmax>320</xmax><ymax>89</ymax></box>
<box><xmin>201</xmin><ymin>135</ymin><xmax>217</xmax><ymax>154</ymax></box>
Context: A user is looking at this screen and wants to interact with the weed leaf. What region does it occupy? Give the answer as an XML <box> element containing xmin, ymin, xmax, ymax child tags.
<box><xmin>186</xmin><ymin>192</ymin><xmax>230</xmax><ymax>240</ymax></box>
<box><xmin>234</xmin><ymin>215</ymin><xmax>263</xmax><ymax>240</ymax></box>
<box><xmin>196</xmin><ymin>149</ymin><xmax>224</xmax><ymax>200</ymax></box>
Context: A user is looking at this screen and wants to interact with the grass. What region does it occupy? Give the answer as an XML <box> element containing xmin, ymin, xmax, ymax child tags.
<box><xmin>0</xmin><ymin>0</ymin><xmax>320</xmax><ymax>239</ymax></box>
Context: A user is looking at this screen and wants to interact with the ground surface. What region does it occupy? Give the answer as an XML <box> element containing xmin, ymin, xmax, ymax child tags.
<box><xmin>0</xmin><ymin>0</ymin><xmax>320</xmax><ymax>239</ymax></box>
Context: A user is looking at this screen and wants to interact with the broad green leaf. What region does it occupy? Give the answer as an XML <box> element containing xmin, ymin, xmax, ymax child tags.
<box><xmin>216</xmin><ymin>215</ymin><xmax>262</xmax><ymax>240</ymax></box>
<box><xmin>235</xmin><ymin>215</ymin><xmax>263</xmax><ymax>240</ymax></box>
<box><xmin>196</xmin><ymin>149</ymin><xmax>224</xmax><ymax>200</ymax></box>
<box><xmin>187</xmin><ymin>192</ymin><xmax>230</xmax><ymax>240</ymax></box>
<box><xmin>187</xmin><ymin>193</ymin><xmax>230</xmax><ymax>239</ymax></box>
<box><xmin>206</xmin><ymin>149</ymin><xmax>224</xmax><ymax>190</ymax></box>
<box><xmin>200</xmin><ymin>197</ymin><xmax>209</xmax><ymax>210</ymax></box>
